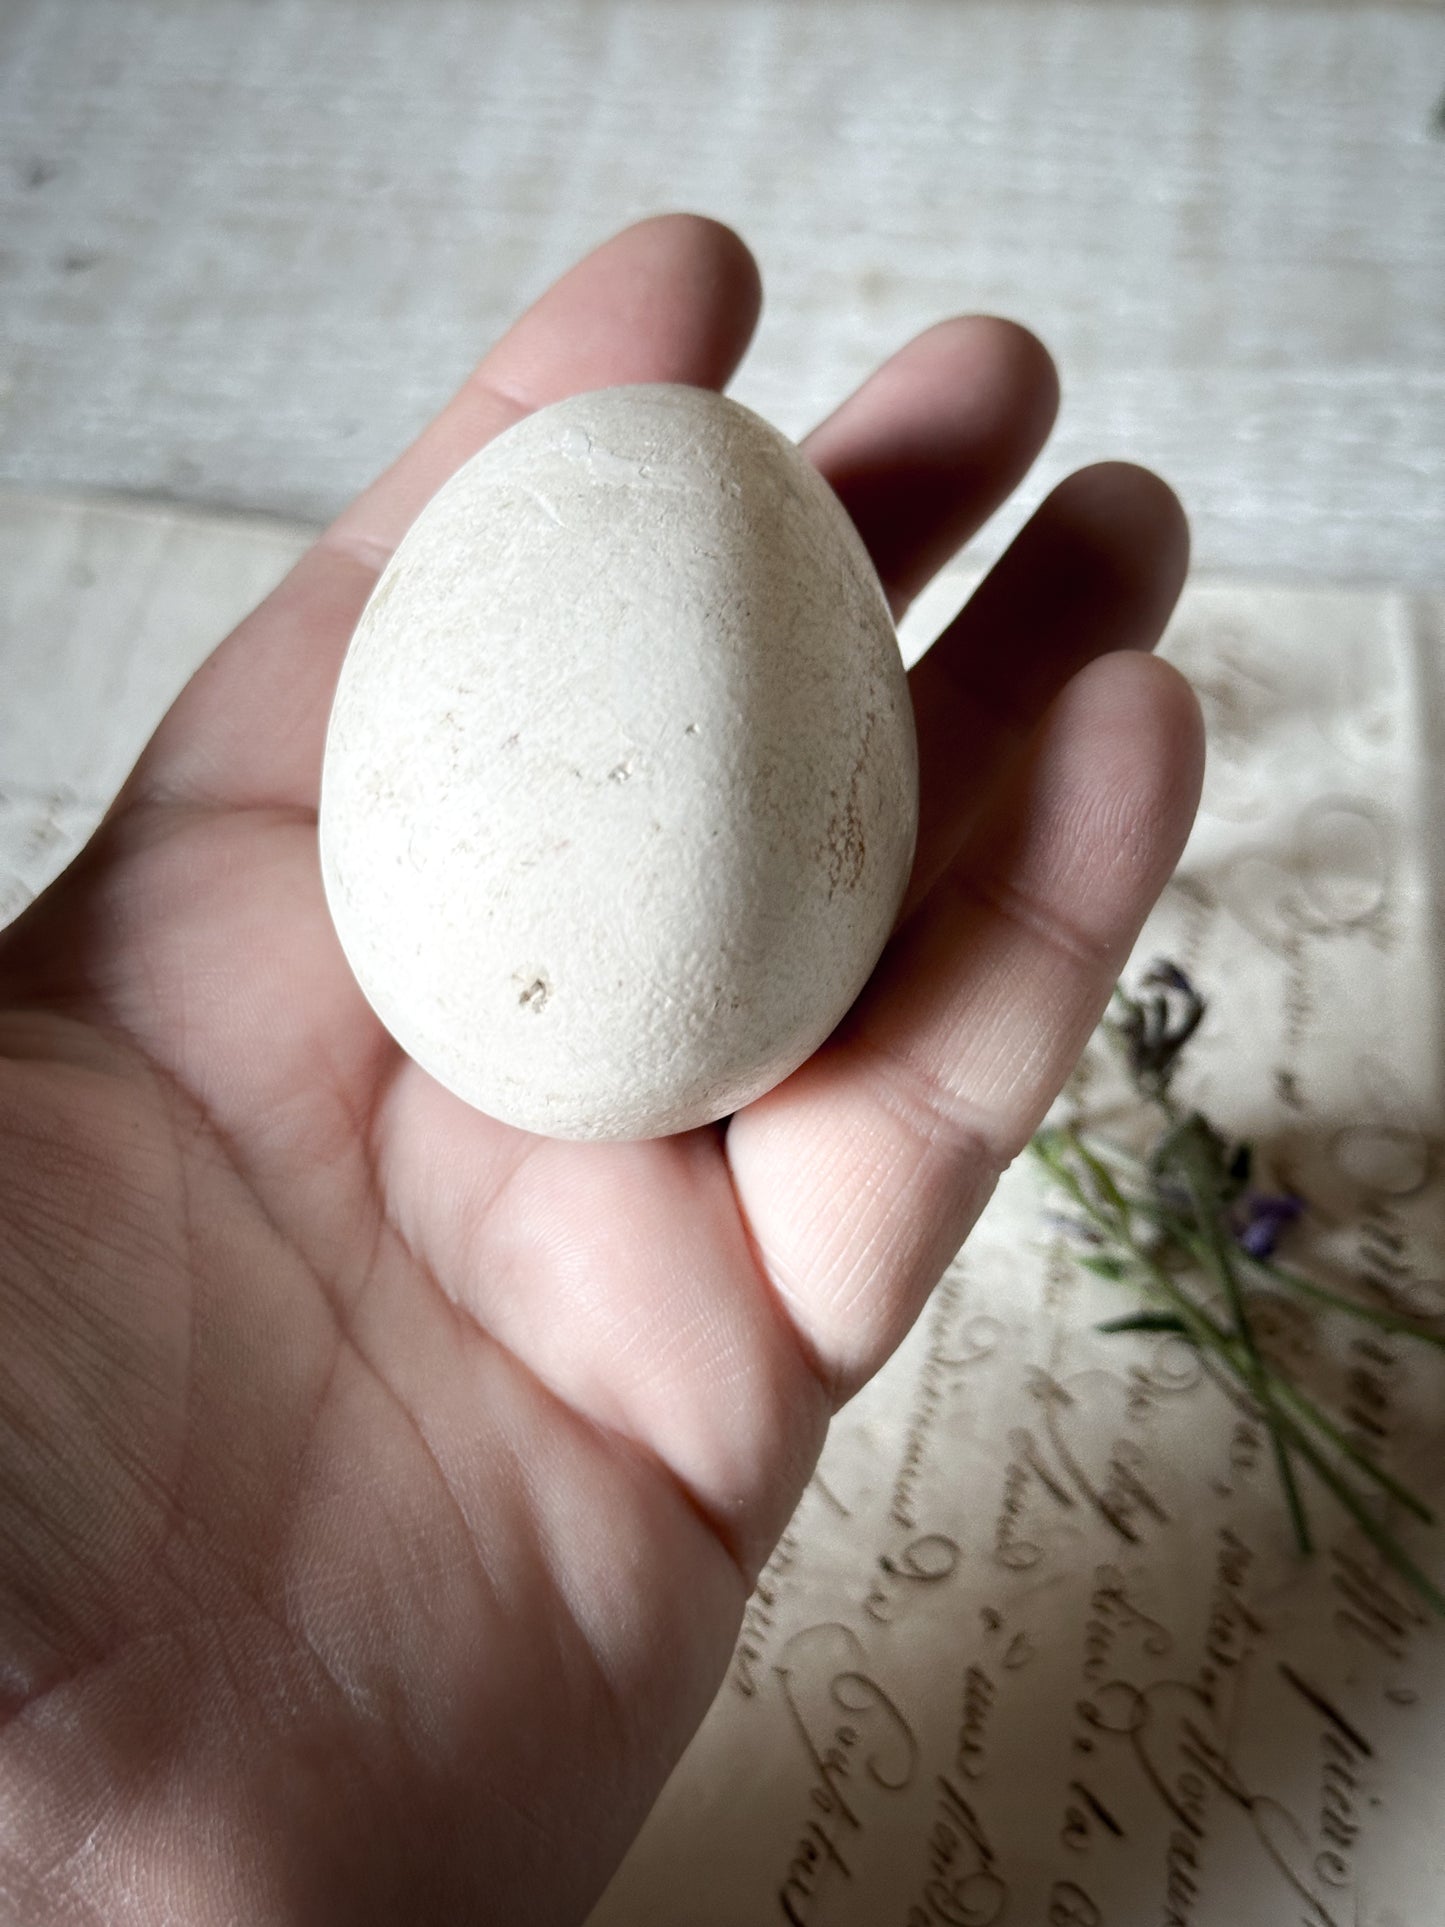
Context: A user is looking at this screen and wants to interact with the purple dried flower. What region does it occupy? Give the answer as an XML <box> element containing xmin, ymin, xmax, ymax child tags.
<box><xmin>1235</xmin><ymin>1192</ymin><xmax>1304</xmax><ymax>1260</ymax></box>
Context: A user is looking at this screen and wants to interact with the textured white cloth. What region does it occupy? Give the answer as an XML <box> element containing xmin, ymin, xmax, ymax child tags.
<box><xmin>0</xmin><ymin>0</ymin><xmax>1441</xmax><ymax>586</ymax></box>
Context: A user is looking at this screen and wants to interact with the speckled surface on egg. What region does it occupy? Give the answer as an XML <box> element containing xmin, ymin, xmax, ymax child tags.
<box><xmin>319</xmin><ymin>383</ymin><xmax>918</xmax><ymax>1140</ymax></box>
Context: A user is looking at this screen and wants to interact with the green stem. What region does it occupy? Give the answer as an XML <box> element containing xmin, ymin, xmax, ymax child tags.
<box><xmin>1087</xmin><ymin>1151</ymin><xmax>1445</xmax><ymax>1354</ymax></box>
<box><xmin>1150</xmin><ymin>1196</ymin><xmax>1445</xmax><ymax>1351</ymax></box>
<box><xmin>1111</xmin><ymin>1242</ymin><xmax>1436</xmax><ymax>1532</ymax></box>
<box><xmin>1072</xmin><ymin>1133</ymin><xmax>1134</xmax><ymax>1223</ymax></box>
<box><xmin>1180</xmin><ymin>1161</ymin><xmax>1312</xmax><ymax>1557</ymax></box>
<box><xmin>1119</xmin><ymin>1250</ymin><xmax>1444</xmax><ymax>1600</ymax></box>
<box><xmin>1031</xmin><ymin>1131</ymin><xmax>1445</xmax><ymax>1609</ymax></box>
<box><xmin>1242</xmin><ymin>1250</ymin><xmax>1445</xmax><ymax>1352</ymax></box>
<box><xmin>1269</xmin><ymin>1374</ymin><xmax>1435</xmax><ymax>1525</ymax></box>
<box><xmin>1139</xmin><ymin>1201</ymin><xmax>1438</xmax><ymax>1516</ymax></box>
<box><xmin>1269</xmin><ymin>1411</ymin><xmax>1445</xmax><ymax>1618</ymax></box>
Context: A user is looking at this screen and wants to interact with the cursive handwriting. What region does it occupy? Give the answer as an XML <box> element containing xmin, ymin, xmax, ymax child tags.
<box><xmin>903</xmin><ymin>1774</ymin><xmax>1007</xmax><ymax>1927</ymax></box>
<box><xmin>1078</xmin><ymin>1677</ymin><xmax>1345</xmax><ymax>1926</ymax></box>
<box><xmin>992</xmin><ymin>1423</ymin><xmax>1074</xmax><ymax>1570</ymax></box>
<box><xmin>1033</xmin><ymin>1372</ymin><xmax>1164</xmax><ymax>1544</ymax></box>
<box><xmin>1198</xmin><ymin>1526</ymin><xmax>1262</xmax><ymax>1714</ymax></box>
<box><xmin>1083</xmin><ymin>1563</ymin><xmax>1172</xmax><ymax>1685</ymax></box>
<box><xmin>733</xmin><ymin>1523</ymin><xmax>800</xmax><ymax>1697</ymax></box>
<box><xmin>774</xmin><ymin>1624</ymin><xmax>919</xmax><ymax>1922</ymax></box>
<box><xmin>1331</xmin><ymin>1543</ymin><xmax>1427</xmax><ymax>1664</ymax></box>
<box><xmin>1279</xmin><ymin>1661</ymin><xmax>1375</xmax><ymax>1894</ymax></box>
<box><xmin>865</xmin><ymin>1533</ymin><xmax>960</xmax><ymax>1625</ymax></box>
<box><xmin>954</xmin><ymin>1663</ymin><xmax>994</xmax><ymax>1783</ymax></box>
<box><xmin>892</xmin><ymin>1272</ymin><xmax>1002</xmax><ymax>1530</ymax></box>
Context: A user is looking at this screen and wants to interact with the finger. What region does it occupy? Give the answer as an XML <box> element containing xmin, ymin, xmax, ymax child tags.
<box><xmin>726</xmin><ymin>650</ymin><xmax>1204</xmax><ymax>1398</ymax></box>
<box><xmin>902</xmin><ymin>461</ymin><xmax>1190</xmax><ymax>919</ymax></box>
<box><xmin>133</xmin><ymin>214</ymin><xmax>762</xmax><ymax>810</ymax></box>
<box><xmin>803</xmin><ymin>316</ymin><xmax>1058</xmax><ymax>616</ymax></box>
<box><xmin>326</xmin><ymin>214</ymin><xmax>763</xmax><ymax>568</ymax></box>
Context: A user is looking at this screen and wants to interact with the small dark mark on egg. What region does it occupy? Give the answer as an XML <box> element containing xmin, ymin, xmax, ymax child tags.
<box><xmin>518</xmin><ymin>976</ymin><xmax>550</xmax><ymax>1013</ymax></box>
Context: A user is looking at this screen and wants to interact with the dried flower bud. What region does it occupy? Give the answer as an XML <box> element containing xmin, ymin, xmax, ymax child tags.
<box><xmin>1234</xmin><ymin>1192</ymin><xmax>1304</xmax><ymax>1260</ymax></box>
<box><xmin>1107</xmin><ymin>959</ymin><xmax>1205</xmax><ymax>1101</ymax></box>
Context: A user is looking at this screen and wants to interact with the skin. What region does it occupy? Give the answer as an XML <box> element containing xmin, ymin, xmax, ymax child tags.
<box><xmin>0</xmin><ymin>215</ymin><xmax>1202</xmax><ymax>1924</ymax></box>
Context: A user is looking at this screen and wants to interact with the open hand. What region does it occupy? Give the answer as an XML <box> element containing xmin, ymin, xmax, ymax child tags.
<box><xmin>0</xmin><ymin>216</ymin><xmax>1201</xmax><ymax>1924</ymax></box>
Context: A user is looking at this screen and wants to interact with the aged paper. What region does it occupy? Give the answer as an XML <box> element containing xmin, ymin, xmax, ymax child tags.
<box><xmin>2</xmin><ymin>502</ymin><xmax>1443</xmax><ymax>1924</ymax></box>
<box><xmin>591</xmin><ymin>583</ymin><xmax>1445</xmax><ymax>1927</ymax></box>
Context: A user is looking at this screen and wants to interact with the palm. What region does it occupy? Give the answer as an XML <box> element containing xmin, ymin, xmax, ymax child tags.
<box><xmin>0</xmin><ymin>218</ymin><xmax>1200</xmax><ymax>1924</ymax></box>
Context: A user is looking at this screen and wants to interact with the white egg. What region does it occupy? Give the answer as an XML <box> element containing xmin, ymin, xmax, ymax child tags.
<box><xmin>319</xmin><ymin>383</ymin><xmax>918</xmax><ymax>1140</ymax></box>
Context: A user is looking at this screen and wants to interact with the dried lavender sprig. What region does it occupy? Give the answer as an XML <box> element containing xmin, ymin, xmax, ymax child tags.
<box><xmin>1255</xmin><ymin>1379</ymin><xmax>1445</xmax><ymax>1616</ymax></box>
<box><xmin>1180</xmin><ymin>1332</ymin><xmax>1445</xmax><ymax>1616</ymax></box>
<box><xmin>1070</xmin><ymin>1210</ymin><xmax>1445</xmax><ymax>1603</ymax></box>
<box><xmin>1038</xmin><ymin>1129</ymin><xmax>1437</xmax><ymax>1522</ymax></box>
<box><xmin>1138</xmin><ymin>1214</ymin><xmax>1443</xmax><ymax>1517</ymax></box>
<box><xmin>1034</xmin><ymin>1129</ymin><xmax>1311</xmax><ymax>1555</ymax></box>
<box><xmin>1096</xmin><ymin>1249</ymin><xmax>1433</xmax><ymax>1522</ymax></box>
<box><xmin>1159</xmin><ymin>1114</ymin><xmax>1312</xmax><ymax>1556</ymax></box>
<box><xmin>1073</xmin><ymin>1131</ymin><xmax>1445</xmax><ymax>1352</ymax></box>
<box><xmin>1096</xmin><ymin>957</ymin><xmax>1445</xmax><ymax>1609</ymax></box>
<box><xmin>1172</xmin><ymin>1278</ymin><xmax>1445</xmax><ymax>1611</ymax></box>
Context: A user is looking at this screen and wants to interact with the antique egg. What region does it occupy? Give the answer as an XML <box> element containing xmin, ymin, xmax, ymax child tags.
<box><xmin>319</xmin><ymin>383</ymin><xmax>919</xmax><ymax>1140</ymax></box>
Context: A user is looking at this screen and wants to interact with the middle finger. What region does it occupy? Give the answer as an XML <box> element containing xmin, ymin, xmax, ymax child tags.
<box><xmin>803</xmin><ymin>314</ymin><xmax>1059</xmax><ymax>616</ymax></box>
